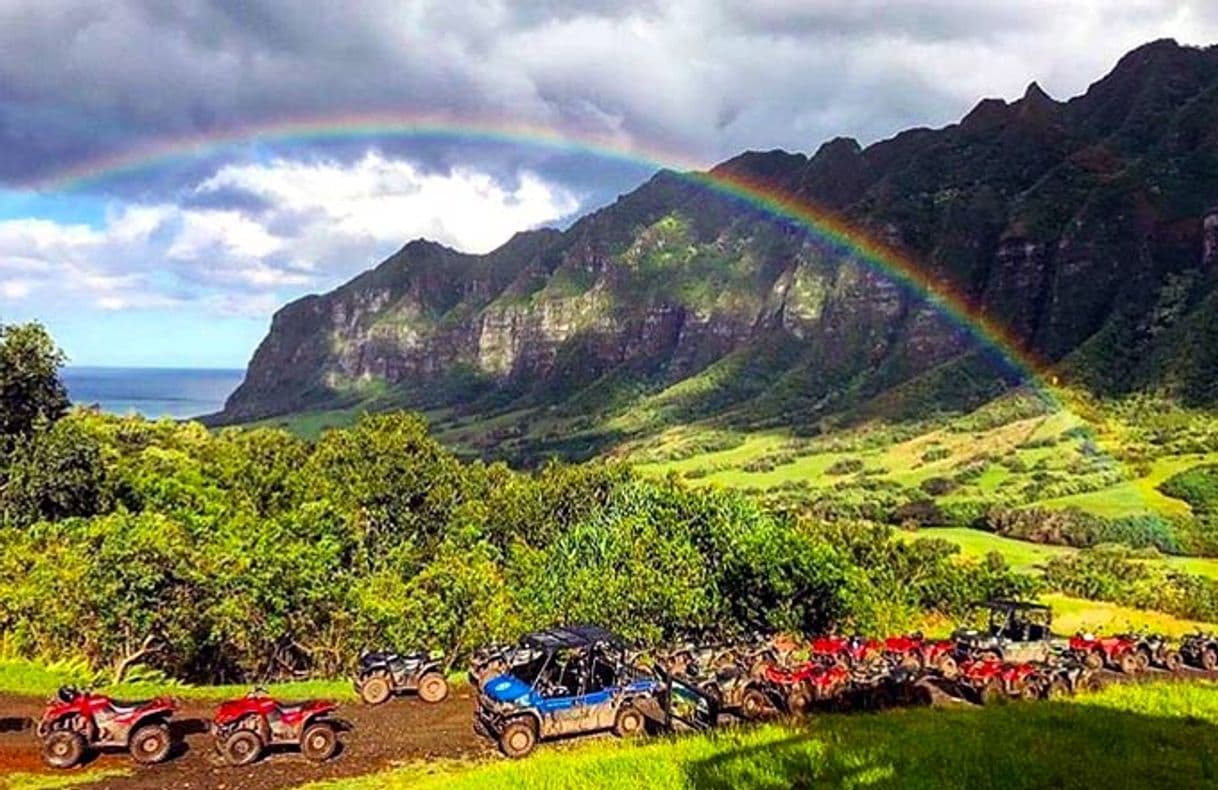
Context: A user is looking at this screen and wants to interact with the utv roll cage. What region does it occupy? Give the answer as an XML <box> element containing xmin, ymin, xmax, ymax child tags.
<box><xmin>973</xmin><ymin>600</ymin><xmax>1053</xmax><ymax>641</ymax></box>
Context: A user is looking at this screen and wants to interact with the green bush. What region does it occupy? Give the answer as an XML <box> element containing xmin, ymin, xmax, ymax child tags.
<box><xmin>0</xmin><ymin>409</ymin><xmax>1030</xmax><ymax>684</ymax></box>
<box><xmin>826</xmin><ymin>458</ymin><xmax>864</xmax><ymax>476</ymax></box>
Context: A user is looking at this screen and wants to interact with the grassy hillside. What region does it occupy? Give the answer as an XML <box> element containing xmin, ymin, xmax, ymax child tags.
<box><xmin>304</xmin><ymin>682</ymin><xmax>1218</xmax><ymax>790</ymax></box>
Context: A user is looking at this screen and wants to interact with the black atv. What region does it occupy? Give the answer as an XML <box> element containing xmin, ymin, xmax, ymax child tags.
<box><xmin>355</xmin><ymin>650</ymin><xmax>449</xmax><ymax>705</ymax></box>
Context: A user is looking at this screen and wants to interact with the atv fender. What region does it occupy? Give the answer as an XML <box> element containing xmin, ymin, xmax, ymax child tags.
<box><xmin>123</xmin><ymin>711</ymin><xmax>173</xmax><ymax>746</ymax></box>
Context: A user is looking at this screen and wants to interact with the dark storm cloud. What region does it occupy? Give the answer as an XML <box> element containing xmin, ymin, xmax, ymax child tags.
<box><xmin>1</xmin><ymin>0</ymin><xmax>1216</xmax><ymax>202</ymax></box>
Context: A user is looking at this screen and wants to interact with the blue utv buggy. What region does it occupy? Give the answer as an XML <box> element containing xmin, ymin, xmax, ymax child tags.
<box><xmin>474</xmin><ymin>625</ymin><xmax>717</xmax><ymax>758</ymax></box>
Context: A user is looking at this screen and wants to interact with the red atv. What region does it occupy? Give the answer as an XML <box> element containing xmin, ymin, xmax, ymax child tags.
<box><xmin>883</xmin><ymin>633</ymin><xmax>959</xmax><ymax>678</ymax></box>
<box><xmin>212</xmin><ymin>689</ymin><xmax>342</xmax><ymax>766</ymax></box>
<box><xmin>811</xmin><ymin>635</ymin><xmax>882</xmax><ymax>667</ymax></box>
<box><xmin>760</xmin><ymin>661</ymin><xmax>851</xmax><ymax>715</ymax></box>
<box><xmin>37</xmin><ymin>686</ymin><xmax>176</xmax><ymax>769</ymax></box>
<box><xmin>956</xmin><ymin>658</ymin><xmax>1040</xmax><ymax>704</ymax></box>
<box><xmin>1068</xmin><ymin>633</ymin><xmax>1141</xmax><ymax>674</ymax></box>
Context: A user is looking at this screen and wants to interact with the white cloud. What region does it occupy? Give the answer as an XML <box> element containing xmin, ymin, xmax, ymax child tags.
<box><xmin>0</xmin><ymin>154</ymin><xmax>579</xmax><ymax>316</ymax></box>
<box><xmin>0</xmin><ymin>280</ymin><xmax>32</xmax><ymax>299</ymax></box>
<box><xmin>198</xmin><ymin>152</ymin><xmax>580</xmax><ymax>255</ymax></box>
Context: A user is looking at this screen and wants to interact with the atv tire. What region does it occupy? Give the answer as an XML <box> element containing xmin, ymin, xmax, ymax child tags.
<box><xmin>936</xmin><ymin>655</ymin><xmax>959</xmax><ymax>680</ymax></box>
<box><xmin>1117</xmin><ymin>651</ymin><xmax>1139</xmax><ymax>675</ymax></box>
<box><xmin>1161</xmin><ymin>650</ymin><xmax>1183</xmax><ymax>673</ymax></box>
<box><xmin>1045</xmin><ymin>678</ymin><xmax>1071</xmax><ymax>699</ymax></box>
<box><xmin>221</xmin><ymin>729</ymin><xmax>263</xmax><ymax>766</ymax></box>
<box><xmin>978</xmin><ymin>678</ymin><xmax>1004</xmax><ymax>705</ymax></box>
<box><xmin>301</xmin><ymin>722</ymin><xmax>339</xmax><ymax>762</ymax></box>
<box><xmin>786</xmin><ymin>690</ymin><xmax>812</xmax><ymax>716</ymax></box>
<box><xmin>1202</xmin><ymin>648</ymin><xmax>1218</xmax><ymax>671</ymax></box>
<box><xmin>1134</xmin><ymin>649</ymin><xmax>1151</xmax><ymax>672</ymax></box>
<box><xmin>42</xmin><ymin>730</ymin><xmax>86</xmax><ymax>769</ymax></box>
<box><xmin>613</xmin><ymin>705</ymin><xmax>645</xmax><ymax>738</ymax></box>
<box><xmin>417</xmin><ymin>672</ymin><xmax>449</xmax><ymax>704</ymax></box>
<box><xmin>740</xmin><ymin>687</ymin><xmax>770</xmax><ymax>720</ymax></box>
<box><xmin>1083</xmin><ymin>651</ymin><xmax>1104</xmax><ymax>671</ymax></box>
<box><xmin>359</xmin><ymin>673</ymin><xmax>392</xmax><ymax>706</ymax></box>
<box><xmin>499</xmin><ymin>718</ymin><xmax>537</xmax><ymax>759</ymax></box>
<box><xmin>129</xmin><ymin>722</ymin><xmax>172</xmax><ymax>764</ymax></box>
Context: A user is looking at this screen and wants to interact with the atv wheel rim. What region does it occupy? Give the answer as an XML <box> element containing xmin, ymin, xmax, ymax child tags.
<box><xmin>509</xmin><ymin>732</ymin><xmax>529</xmax><ymax>751</ymax></box>
<box><xmin>234</xmin><ymin>741</ymin><xmax>250</xmax><ymax>755</ymax></box>
<box><xmin>311</xmin><ymin>734</ymin><xmax>328</xmax><ymax>749</ymax></box>
<box><xmin>141</xmin><ymin>738</ymin><xmax>159</xmax><ymax>753</ymax></box>
<box><xmin>53</xmin><ymin>742</ymin><xmax>69</xmax><ymax>757</ymax></box>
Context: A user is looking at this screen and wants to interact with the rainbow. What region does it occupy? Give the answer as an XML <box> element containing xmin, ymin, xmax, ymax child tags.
<box><xmin>26</xmin><ymin>113</ymin><xmax>1054</xmax><ymax>392</ymax></box>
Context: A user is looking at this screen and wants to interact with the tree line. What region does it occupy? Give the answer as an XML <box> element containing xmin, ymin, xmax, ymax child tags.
<box><xmin>0</xmin><ymin>322</ymin><xmax>1030</xmax><ymax>683</ymax></box>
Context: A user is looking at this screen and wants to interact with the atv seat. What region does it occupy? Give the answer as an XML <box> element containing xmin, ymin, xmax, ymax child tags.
<box><xmin>106</xmin><ymin>699</ymin><xmax>158</xmax><ymax>714</ymax></box>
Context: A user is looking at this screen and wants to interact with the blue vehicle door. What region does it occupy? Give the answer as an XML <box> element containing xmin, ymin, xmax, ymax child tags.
<box><xmin>535</xmin><ymin>652</ymin><xmax>587</xmax><ymax>736</ymax></box>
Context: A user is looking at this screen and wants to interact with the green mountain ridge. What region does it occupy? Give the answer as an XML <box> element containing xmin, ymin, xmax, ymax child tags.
<box><xmin>212</xmin><ymin>39</ymin><xmax>1218</xmax><ymax>462</ymax></box>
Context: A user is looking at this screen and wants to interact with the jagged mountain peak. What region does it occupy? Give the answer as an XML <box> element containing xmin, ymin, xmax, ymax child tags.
<box><xmin>212</xmin><ymin>42</ymin><xmax>1218</xmax><ymax>460</ymax></box>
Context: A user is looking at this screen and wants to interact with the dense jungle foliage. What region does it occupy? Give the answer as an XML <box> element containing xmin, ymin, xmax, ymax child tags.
<box><xmin>0</xmin><ymin>326</ymin><xmax>1037</xmax><ymax>684</ymax></box>
<box><xmin>0</xmin><ymin>407</ymin><xmax>1034</xmax><ymax>684</ymax></box>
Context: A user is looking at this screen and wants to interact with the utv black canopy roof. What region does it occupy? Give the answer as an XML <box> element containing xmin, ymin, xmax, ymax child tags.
<box><xmin>522</xmin><ymin>625</ymin><xmax>626</xmax><ymax>651</ymax></box>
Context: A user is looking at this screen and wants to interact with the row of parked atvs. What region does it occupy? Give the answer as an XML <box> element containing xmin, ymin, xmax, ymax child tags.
<box><xmin>464</xmin><ymin>601</ymin><xmax>1218</xmax><ymax>758</ymax></box>
<box><xmin>33</xmin><ymin>600</ymin><xmax>1218</xmax><ymax>767</ymax></box>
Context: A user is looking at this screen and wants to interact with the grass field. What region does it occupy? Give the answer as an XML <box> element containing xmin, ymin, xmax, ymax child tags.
<box><xmin>303</xmin><ymin>681</ymin><xmax>1218</xmax><ymax>790</ymax></box>
<box><xmin>0</xmin><ymin>770</ymin><xmax>129</xmax><ymax>790</ymax></box>
<box><xmin>1037</xmin><ymin>454</ymin><xmax>1205</xmax><ymax>518</ymax></box>
<box><xmin>896</xmin><ymin>527</ymin><xmax>1076</xmax><ymax>571</ymax></box>
<box><xmin>629</xmin><ymin>397</ymin><xmax>1218</xmax><ymax>524</ymax></box>
<box><xmin>903</xmin><ymin>525</ymin><xmax>1218</xmax><ymax>582</ymax></box>
<box><xmin>1043</xmin><ymin>593</ymin><xmax>1218</xmax><ymax>637</ymax></box>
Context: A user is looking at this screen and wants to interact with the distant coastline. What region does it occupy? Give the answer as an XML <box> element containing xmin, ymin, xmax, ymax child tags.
<box><xmin>62</xmin><ymin>366</ymin><xmax>245</xmax><ymax>420</ymax></box>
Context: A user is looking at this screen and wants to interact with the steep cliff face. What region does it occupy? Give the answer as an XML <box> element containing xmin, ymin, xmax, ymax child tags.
<box><xmin>216</xmin><ymin>40</ymin><xmax>1218</xmax><ymax>445</ymax></box>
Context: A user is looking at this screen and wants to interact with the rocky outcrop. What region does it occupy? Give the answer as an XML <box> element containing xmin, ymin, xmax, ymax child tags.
<box><xmin>215</xmin><ymin>39</ymin><xmax>1218</xmax><ymax>429</ymax></box>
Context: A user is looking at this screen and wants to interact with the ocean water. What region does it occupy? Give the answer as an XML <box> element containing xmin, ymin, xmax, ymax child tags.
<box><xmin>62</xmin><ymin>367</ymin><xmax>246</xmax><ymax>420</ymax></box>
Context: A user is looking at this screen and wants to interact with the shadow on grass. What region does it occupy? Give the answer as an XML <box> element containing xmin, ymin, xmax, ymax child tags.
<box><xmin>686</xmin><ymin>696</ymin><xmax>1218</xmax><ymax>789</ymax></box>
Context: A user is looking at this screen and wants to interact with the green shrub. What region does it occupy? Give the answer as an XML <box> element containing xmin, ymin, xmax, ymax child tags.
<box><xmin>826</xmin><ymin>458</ymin><xmax>864</xmax><ymax>476</ymax></box>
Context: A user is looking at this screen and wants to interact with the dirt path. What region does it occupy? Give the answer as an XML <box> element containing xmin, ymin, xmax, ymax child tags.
<box><xmin>0</xmin><ymin>689</ymin><xmax>491</xmax><ymax>790</ymax></box>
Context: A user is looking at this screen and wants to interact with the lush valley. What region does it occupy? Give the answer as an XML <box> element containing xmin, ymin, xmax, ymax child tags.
<box><xmin>10</xmin><ymin>38</ymin><xmax>1218</xmax><ymax>790</ymax></box>
<box><xmin>216</xmin><ymin>40</ymin><xmax>1218</xmax><ymax>475</ymax></box>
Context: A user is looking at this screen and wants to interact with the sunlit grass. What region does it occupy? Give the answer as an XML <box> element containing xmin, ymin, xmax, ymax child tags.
<box><xmin>301</xmin><ymin>681</ymin><xmax>1218</xmax><ymax>790</ymax></box>
<box><xmin>1043</xmin><ymin>593</ymin><xmax>1218</xmax><ymax>638</ymax></box>
<box><xmin>896</xmin><ymin>526</ymin><xmax>1076</xmax><ymax>571</ymax></box>
<box><xmin>0</xmin><ymin>770</ymin><xmax>129</xmax><ymax>790</ymax></box>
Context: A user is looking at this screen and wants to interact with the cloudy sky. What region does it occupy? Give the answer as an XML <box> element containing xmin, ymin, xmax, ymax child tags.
<box><xmin>1</xmin><ymin>1</ymin><xmax>1216</xmax><ymax>367</ymax></box>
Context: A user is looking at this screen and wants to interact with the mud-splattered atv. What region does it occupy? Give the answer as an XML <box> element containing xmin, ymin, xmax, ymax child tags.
<box><xmin>212</xmin><ymin>689</ymin><xmax>342</xmax><ymax>766</ymax></box>
<box><xmin>355</xmin><ymin>650</ymin><xmax>448</xmax><ymax>705</ymax></box>
<box><xmin>810</xmin><ymin>635</ymin><xmax>883</xmax><ymax>668</ymax></box>
<box><xmin>1181</xmin><ymin>632</ymin><xmax>1218</xmax><ymax>670</ymax></box>
<box><xmin>756</xmin><ymin>661</ymin><xmax>851</xmax><ymax>716</ymax></box>
<box><xmin>883</xmin><ymin>633</ymin><xmax>959</xmax><ymax>678</ymax></box>
<box><xmin>1124</xmin><ymin>633</ymin><xmax>1183</xmax><ymax>672</ymax></box>
<box><xmin>1032</xmin><ymin>657</ymin><xmax>1103</xmax><ymax>699</ymax></box>
<box><xmin>956</xmin><ymin>658</ymin><xmax>1041</xmax><ymax>703</ymax></box>
<box><xmin>1068</xmin><ymin>633</ymin><xmax>1141</xmax><ymax>674</ymax></box>
<box><xmin>37</xmin><ymin>686</ymin><xmax>176</xmax><ymax>769</ymax></box>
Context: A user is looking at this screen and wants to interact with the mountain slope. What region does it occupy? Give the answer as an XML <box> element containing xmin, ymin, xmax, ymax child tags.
<box><xmin>214</xmin><ymin>40</ymin><xmax>1218</xmax><ymax>460</ymax></box>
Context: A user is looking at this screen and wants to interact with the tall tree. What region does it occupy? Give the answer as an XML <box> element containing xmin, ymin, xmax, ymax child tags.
<box><xmin>0</xmin><ymin>322</ymin><xmax>69</xmax><ymax>451</ymax></box>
